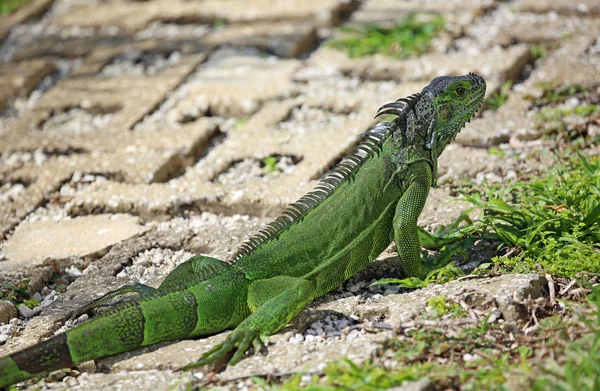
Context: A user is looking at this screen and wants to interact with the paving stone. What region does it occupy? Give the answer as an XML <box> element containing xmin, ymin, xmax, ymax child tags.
<box><xmin>202</xmin><ymin>21</ymin><xmax>318</xmax><ymax>58</ymax></box>
<box><xmin>0</xmin><ymin>142</ymin><xmax>212</xmax><ymax>239</ymax></box>
<box><xmin>349</xmin><ymin>0</ymin><xmax>494</xmax><ymax>29</ymax></box>
<box><xmin>1</xmin><ymin>214</ymin><xmax>149</xmax><ymax>271</ymax></box>
<box><xmin>517</xmin><ymin>0</ymin><xmax>600</xmax><ymax>17</ymax></box>
<box><xmin>456</xmin><ymin>95</ymin><xmax>535</xmax><ymax>147</ymax></box>
<box><xmin>492</xmin><ymin>12</ymin><xmax>600</xmax><ymax>47</ymax></box>
<box><xmin>0</xmin><ymin>54</ymin><xmax>206</xmax><ymax>154</ymax></box>
<box><xmin>170</xmin><ymin>55</ymin><xmax>300</xmax><ymax>120</ymax></box>
<box><xmin>26</xmin><ymin>370</ymin><xmax>194</xmax><ymax>391</ymax></box>
<box><xmin>51</xmin><ymin>0</ymin><xmax>358</xmax><ymax>32</ymax></box>
<box><xmin>307</xmin><ymin>45</ymin><xmax>530</xmax><ymax>85</ymax></box>
<box><xmin>522</xmin><ymin>35</ymin><xmax>600</xmax><ymax>94</ymax></box>
<box><xmin>72</xmin><ymin>39</ymin><xmax>204</xmax><ymax>77</ymax></box>
<box><xmin>0</xmin><ymin>59</ymin><xmax>55</xmax><ymax>111</ymax></box>
<box><xmin>0</xmin><ymin>0</ymin><xmax>53</xmax><ymax>42</ymax></box>
<box><xmin>436</xmin><ymin>144</ymin><xmax>516</xmax><ymax>185</ymax></box>
<box><xmin>11</xmin><ymin>34</ymin><xmax>127</xmax><ymax>62</ymax></box>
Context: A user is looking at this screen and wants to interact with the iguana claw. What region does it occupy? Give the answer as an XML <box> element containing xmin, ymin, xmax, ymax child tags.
<box><xmin>184</xmin><ymin>329</ymin><xmax>264</xmax><ymax>370</ymax></box>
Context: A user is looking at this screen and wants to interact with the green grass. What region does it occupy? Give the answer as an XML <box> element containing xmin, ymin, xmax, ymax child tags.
<box><xmin>486</xmin><ymin>81</ymin><xmax>513</xmax><ymax>111</ymax></box>
<box><xmin>463</xmin><ymin>153</ymin><xmax>600</xmax><ymax>276</ymax></box>
<box><xmin>23</xmin><ymin>298</ymin><xmax>40</xmax><ymax>309</ymax></box>
<box><xmin>536</xmin><ymin>104</ymin><xmax>598</xmax><ymax>122</ymax></box>
<box><xmin>529</xmin><ymin>83</ymin><xmax>588</xmax><ymax>106</ymax></box>
<box><xmin>263</xmin><ymin>156</ymin><xmax>279</xmax><ymax>173</ymax></box>
<box><xmin>534</xmin><ymin>104</ymin><xmax>599</xmax><ymax>146</ymax></box>
<box><xmin>371</xmin><ymin>262</ymin><xmax>466</xmax><ymax>289</ymax></box>
<box><xmin>327</xmin><ymin>13</ymin><xmax>445</xmax><ymax>59</ymax></box>
<box><xmin>0</xmin><ymin>0</ymin><xmax>30</xmax><ymax>15</ymax></box>
<box><xmin>530</xmin><ymin>44</ymin><xmax>549</xmax><ymax>61</ymax></box>
<box><xmin>532</xmin><ymin>285</ymin><xmax>600</xmax><ymax>391</ymax></box>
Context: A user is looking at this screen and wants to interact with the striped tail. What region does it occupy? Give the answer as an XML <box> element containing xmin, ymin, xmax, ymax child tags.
<box><xmin>0</xmin><ymin>288</ymin><xmax>204</xmax><ymax>388</ymax></box>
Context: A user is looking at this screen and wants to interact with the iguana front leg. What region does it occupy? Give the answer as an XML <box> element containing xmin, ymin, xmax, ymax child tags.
<box><xmin>186</xmin><ymin>276</ymin><xmax>315</xmax><ymax>368</ymax></box>
<box><xmin>71</xmin><ymin>255</ymin><xmax>229</xmax><ymax>318</ymax></box>
<box><xmin>393</xmin><ymin>162</ymin><xmax>433</xmax><ymax>279</ymax></box>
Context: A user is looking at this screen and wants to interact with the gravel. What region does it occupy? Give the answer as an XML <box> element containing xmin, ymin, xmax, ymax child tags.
<box><xmin>100</xmin><ymin>50</ymin><xmax>183</xmax><ymax>77</ymax></box>
<box><xmin>116</xmin><ymin>248</ymin><xmax>196</xmax><ymax>287</ymax></box>
<box><xmin>134</xmin><ymin>21</ymin><xmax>211</xmax><ymax>41</ymax></box>
<box><xmin>213</xmin><ymin>156</ymin><xmax>298</xmax><ymax>186</ymax></box>
<box><xmin>133</xmin><ymin>48</ymin><xmax>262</xmax><ymax>132</ymax></box>
<box><xmin>33</xmin><ymin>108</ymin><xmax>115</xmax><ymax>135</ymax></box>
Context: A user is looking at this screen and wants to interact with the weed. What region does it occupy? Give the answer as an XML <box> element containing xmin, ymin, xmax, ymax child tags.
<box><xmin>425</xmin><ymin>296</ymin><xmax>464</xmax><ymax>319</ymax></box>
<box><xmin>231</xmin><ymin>117</ymin><xmax>248</xmax><ymax>131</ymax></box>
<box><xmin>536</xmin><ymin>104</ymin><xmax>598</xmax><ymax>122</ymax></box>
<box><xmin>532</xmin><ymin>285</ymin><xmax>600</xmax><ymax>390</ymax></box>
<box><xmin>488</xmin><ymin>147</ymin><xmax>506</xmax><ymax>157</ymax></box>
<box><xmin>23</xmin><ymin>298</ymin><xmax>40</xmax><ymax>309</ymax></box>
<box><xmin>263</xmin><ymin>156</ymin><xmax>279</xmax><ymax>173</ymax></box>
<box><xmin>534</xmin><ymin>104</ymin><xmax>599</xmax><ymax>145</ymax></box>
<box><xmin>486</xmin><ymin>81</ymin><xmax>513</xmax><ymax>111</ymax></box>
<box><xmin>1</xmin><ymin>280</ymin><xmax>31</xmax><ymax>303</ymax></box>
<box><xmin>463</xmin><ymin>153</ymin><xmax>600</xmax><ymax>276</ymax></box>
<box><xmin>327</xmin><ymin>13</ymin><xmax>444</xmax><ymax>59</ymax></box>
<box><xmin>530</xmin><ymin>83</ymin><xmax>587</xmax><ymax>106</ymax></box>
<box><xmin>0</xmin><ymin>0</ymin><xmax>29</xmax><ymax>14</ymax></box>
<box><xmin>530</xmin><ymin>44</ymin><xmax>549</xmax><ymax>61</ymax></box>
<box><xmin>372</xmin><ymin>262</ymin><xmax>464</xmax><ymax>289</ymax></box>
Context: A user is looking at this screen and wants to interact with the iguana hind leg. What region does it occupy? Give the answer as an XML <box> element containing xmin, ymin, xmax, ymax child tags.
<box><xmin>185</xmin><ymin>276</ymin><xmax>315</xmax><ymax>368</ymax></box>
<box><xmin>69</xmin><ymin>283</ymin><xmax>154</xmax><ymax>319</ymax></box>
<box><xmin>71</xmin><ymin>255</ymin><xmax>228</xmax><ymax>318</ymax></box>
<box><xmin>158</xmin><ymin>255</ymin><xmax>229</xmax><ymax>291</ymax></box>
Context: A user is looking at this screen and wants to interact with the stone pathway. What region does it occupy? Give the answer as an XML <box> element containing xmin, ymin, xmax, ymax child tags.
<box><xmin>0</xmin><ymin>0</ymin><xmax>598</xmax><ymax>389</ymax></box>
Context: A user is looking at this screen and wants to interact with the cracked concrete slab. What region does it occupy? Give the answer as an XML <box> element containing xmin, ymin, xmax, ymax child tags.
<box><xmin>1</xmin><ymin>214</ymin><xmax>149</xmax><ymax>271</ymax></box>
<box><xmin>0</xmin><ymin>140</ymin><xmax>218</xmax><ymax>239</ymax></box>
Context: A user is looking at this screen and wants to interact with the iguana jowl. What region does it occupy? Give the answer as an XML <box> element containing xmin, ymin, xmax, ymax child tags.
<box><xmin>0</xmin><ymin>73</ymin><xmax>485</xmax><ymax>387</ymax></box>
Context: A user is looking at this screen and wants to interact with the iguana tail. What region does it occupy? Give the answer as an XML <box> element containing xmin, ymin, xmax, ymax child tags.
<box><xmin>0</xmin><ymin>299</ymin><xmax>147</xmax><ymax>386</ymax></box>
<box><xmin>0</xmin><ymin>275</ymin><xmax>245</xmax><ymax>388</ymax></box>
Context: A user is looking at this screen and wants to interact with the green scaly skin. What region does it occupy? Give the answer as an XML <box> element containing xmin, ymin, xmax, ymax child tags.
<box><xmin>0</xmin><ymin>73</ymin><xmax>486</xmax><ymax>388</ymax></box>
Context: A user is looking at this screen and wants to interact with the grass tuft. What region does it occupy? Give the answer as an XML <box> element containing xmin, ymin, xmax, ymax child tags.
<box><xmin>327</xmin><ymin>13</ymin><xmax>444</xmax><ymax>59</ymax></box>
<box><xmin>463</xmin><ymin>153</ymin><xmax>600</xmax><ymax>276</ymax></box>
<box><xmin>0</xmin><ymin>0</ymin><xmax>30</xmax><ymax>15</ymax></box>
<box><xmin>486</xmin><ymin>81</ymin><xmax>512</xmax><ymax>111</ymax></box>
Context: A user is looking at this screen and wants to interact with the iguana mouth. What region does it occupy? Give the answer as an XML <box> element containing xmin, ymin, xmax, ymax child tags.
<box><xmin>466</xmin><ymin>90</ymin><xmax>486</xmax><ymax>123</ymax></box>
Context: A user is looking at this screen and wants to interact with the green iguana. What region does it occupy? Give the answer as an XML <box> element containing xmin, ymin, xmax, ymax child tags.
<box><xmin>0</xmin><ymin>73</ymin><xmax>486</xmax><ymax>388</ymax></box>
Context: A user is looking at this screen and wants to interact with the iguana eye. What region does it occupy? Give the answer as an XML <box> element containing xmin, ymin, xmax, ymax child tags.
<box><xmin>455</xmin><ymin>86</ymin><xmax>467</xmax><ymax>96</ymax></box>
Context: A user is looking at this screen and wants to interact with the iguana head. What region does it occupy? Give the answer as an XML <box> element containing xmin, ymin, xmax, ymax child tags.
<box><xmin>423</xmin><ymin>72</ymin><xmax>486</xmax><ymax>156</ymax></box>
